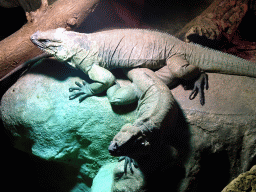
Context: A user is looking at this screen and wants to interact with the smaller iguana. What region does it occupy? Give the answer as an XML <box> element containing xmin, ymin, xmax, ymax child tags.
<box><xmin>30</xmin><ymin>28</ymin><xmax>256</xmax><ymax>105</ymax></box>
<box><xmin>108</xmin><ymin>67</ymin><xmax>178</xmax><ymax>174</ymax></box>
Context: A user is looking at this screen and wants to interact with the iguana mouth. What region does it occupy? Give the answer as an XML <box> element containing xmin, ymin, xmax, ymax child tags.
<box><xmin>108</xmin><ymin>141</ymin><xmax>122</xmax><ymax>156</ymax></box>
<box><xmin>30</xmin><ymin>31</ymin><xmax>61</xmax><ymax>54</ymax></box>
<box><xmin>31</xmin><ymin>31</ymin><xmax>44</xmax><ymax>47</ymax></box>
<box><xmin>31</xmin><ymin>39</ymin><xmax>49</xmax><ymax>49</ymax></box>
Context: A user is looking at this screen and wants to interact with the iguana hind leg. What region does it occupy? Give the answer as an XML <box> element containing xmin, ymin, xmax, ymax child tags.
<box><xmin>188</xmin><ymin>73</ymin><xmax>209</xmax><ymax>105</ymax></box>
<box><xmin>106</xmin><ymin>82</ymin><xmax>139</xmax><ymax>105</ymax></box>
<box><xmin>167</xmin><ymin>54</ymin><xmax>208</xmax><ymax>105</ymax></box>
<box><xmin>154</xmin><ymin>65</ymin><xmax>180</xmax><ymax>88</ymax></box>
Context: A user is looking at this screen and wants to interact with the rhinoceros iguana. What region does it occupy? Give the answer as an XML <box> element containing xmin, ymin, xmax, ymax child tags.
<box><xmin>30</xmin><ymin>28</ymin><xmax>256</xmax><ymax>105</ymax></box>
<box><xmin>30</xmin><ymin>28</ymin><xmax>256</xmax><ymax>173</ymax></box>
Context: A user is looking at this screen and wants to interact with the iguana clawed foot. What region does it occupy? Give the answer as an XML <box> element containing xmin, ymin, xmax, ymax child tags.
<box><xmin>189</xmin><ymin>73</ymin><xmax>209</xmax><ymax>106</ymax></box>
<box><xmin>119</xmin><ymin>156</ymin><xmax>139</xmax><ymax>175</ymax></box>
<box><xmin>69</xmin><ymin>80</ymin><xmax>94</xmax><ymax>103</ymax></box>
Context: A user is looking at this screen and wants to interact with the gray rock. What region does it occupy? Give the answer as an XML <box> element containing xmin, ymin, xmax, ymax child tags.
<box><xmin>0</xmin><ymin>59</ymin><xmax>136</xmax><ymax>182</ymax></box>
<box><xmin>172</xmin><ymin>73</ymin><xmax>256</xmax><ymax>191</ymax></box>
<box><xmin>112</xmin><ymin>160</ymin><xmax>145</xmax><ymax>192</ymax></box>
<box><xmin>1</xmin><ymin>58</ymin><xmax>256</xmax><ymax>191</ymax></box>
<box><xmin>91</xmin><ymin>161</ymin><xmax>145</xmax><ymax>192</ymax></box>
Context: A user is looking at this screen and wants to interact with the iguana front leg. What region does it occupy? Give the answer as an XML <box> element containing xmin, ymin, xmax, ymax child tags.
<box><xmin>69</xmin><ymin>64</ymin><xmax>115</xmax><ymax>102</ymax></box>
<box><xmin>69</xmin><ymin>80</ymin><xmax>94</xmax><ymax>102</ymax></box>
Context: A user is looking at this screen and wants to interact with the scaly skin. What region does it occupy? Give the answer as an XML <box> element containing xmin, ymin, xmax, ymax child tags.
<box><xmin>107</xmin><ymin>68</ymin><xmax>178</xmax><ymax>174</ymax></box>
<box><xmin>108</xmin><ymin>68</ymin><xmax>178</xmax><ymax>157</ymax></box>
<box><xmin>30</xmin><ymin>26</ymin><xmax>256</xmax><ymax>143</ymax></box>
<box><xmin>30</xmin><ymin>28</ymin><xmax>256</xmax><ymax>99</ymax></box>
<box><xmin>30</xmin><ymin>28</ymin><xmax>256</xmax><ymax>170</ymax></box>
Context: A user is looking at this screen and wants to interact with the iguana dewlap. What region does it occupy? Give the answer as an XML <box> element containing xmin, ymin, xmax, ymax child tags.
<box><xmin>31</xmin><ymin>28</ymin><xmax>256</xmax><ymax>101</ymax></box>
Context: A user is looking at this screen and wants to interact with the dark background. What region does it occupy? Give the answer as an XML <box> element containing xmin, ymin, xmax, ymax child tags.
<box><xmin>0</xmin><ymin>0</ymin><xmax>255</xmax><ymax>191</ymax></box>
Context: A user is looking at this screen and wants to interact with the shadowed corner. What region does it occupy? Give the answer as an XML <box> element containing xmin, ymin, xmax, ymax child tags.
<box><xmin>0</xmin><ymin>58</ymin><xmax>90</xmax><ymax>100</ymax></box>
<box><xmin>110</xmin><ymin>101</ymin><xmax>138</xmax><ymax>114</ymax></box>
<box><xmin>145</xmin><ymin>103</ymin><xmax>191</xmax><ymax>191</ymax></box>
<box><xmin>186</xmin><ymin>33</ymin><xmax>222</xmax><ymax>50</ymax></box>
<box><xmin>27</xmin><ymin>58</ymin><xmax>91</xmax><ymax>82</ymax></box>
<box><xmin>110</xmin><ymin>102</ymin><xmax>191</xmax><ymax>191</ymax></box>
<box><xmin>0</xmin><ymin>92</ymin><xmax>87</xmax><ymax>192</ymax></box>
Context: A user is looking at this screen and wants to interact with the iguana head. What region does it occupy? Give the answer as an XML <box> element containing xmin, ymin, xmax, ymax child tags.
<box><xmin>31</xmin><ymin>28</ymin><xmax>87</xmax><ymax>62</ymax></box>
<box><xmin>108</xmin><ymin>123</ymin><xmax>151</xmax><ymax>157</ymax></box>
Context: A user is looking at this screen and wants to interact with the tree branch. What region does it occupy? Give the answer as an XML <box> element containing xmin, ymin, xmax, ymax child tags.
<box><xmin>0</xmin><ymin>0</ymin><xmax>100</xmax><ymax>79</ymax></box>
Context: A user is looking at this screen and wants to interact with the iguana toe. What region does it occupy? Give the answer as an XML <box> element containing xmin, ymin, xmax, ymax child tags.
<box><xmin>189</xmin><ymin>73</ymin><xmax>209</xmax><ymax>105</ymax></box>
<box><xmin>69</xmin><ymin>92</ymin><xmax>86</xmax><ymax>100</ymax></box>
<box><xmin>68</xmin><ymin>80</ymin><xmax>93</xmax><ymax>102</ymax></box>
<box><xmin>118</xmin><ymin>156</ymin><xmax>138</xmax><ymax>175</ymax></box>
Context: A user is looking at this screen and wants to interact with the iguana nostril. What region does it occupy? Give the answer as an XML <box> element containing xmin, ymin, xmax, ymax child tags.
<box><xmin>30</xmin><ymin>31</ymin><xmax>39</xmax><ymax>40</ymax></box>
<box><xmin>108</xmin><ymin>141</ymin><xmax>119</xmax><ymax>152</ymax></box>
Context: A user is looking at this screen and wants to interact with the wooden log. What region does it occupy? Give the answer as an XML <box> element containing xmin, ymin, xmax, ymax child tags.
<box><xmin>176</xmin><ymin>0</ymin><xmax>249</xmax><ymax>42</ymax></box>
<box><xmin>0</xmin><ymin>0</ymin><xmax>100</xmax><ymax>79</ymax></box>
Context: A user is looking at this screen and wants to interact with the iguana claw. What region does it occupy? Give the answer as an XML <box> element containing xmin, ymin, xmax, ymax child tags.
<box><xmin>69</xmin><ymin>80</ymin><xmax>93</xmax><ymax>103</ymax></box>
<box><xmin>119</xmin><ymin>156</ymin><xmax>139</xmax><ymax>175</ymax></box>
<box><xmin>189</xmin><ymin>73</ymin><xmax>209</xmax><ymax>105</ymax></box>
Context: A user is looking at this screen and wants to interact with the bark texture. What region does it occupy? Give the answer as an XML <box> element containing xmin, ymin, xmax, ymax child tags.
<box><xmin>176</xmin><ymin>0</ymin><xmax>249</xmax><ymax>42</ymax></box>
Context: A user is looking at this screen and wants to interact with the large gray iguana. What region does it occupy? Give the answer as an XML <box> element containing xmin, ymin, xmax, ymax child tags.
<box><xmin>30</xmin><ymin>28</ymin><xmax>256</xmax><ymax>171</ymax></box>
<box><xmin>30</xmin><ymin>28</ymin><xmax>256</xmax><ymax>104</ymax></box>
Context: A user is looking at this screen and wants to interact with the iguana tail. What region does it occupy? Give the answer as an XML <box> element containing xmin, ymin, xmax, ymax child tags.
<box><xmin>187</xmin><ymin>43</ymin><xmax>256</xmax><ymax>78</ymax></box>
